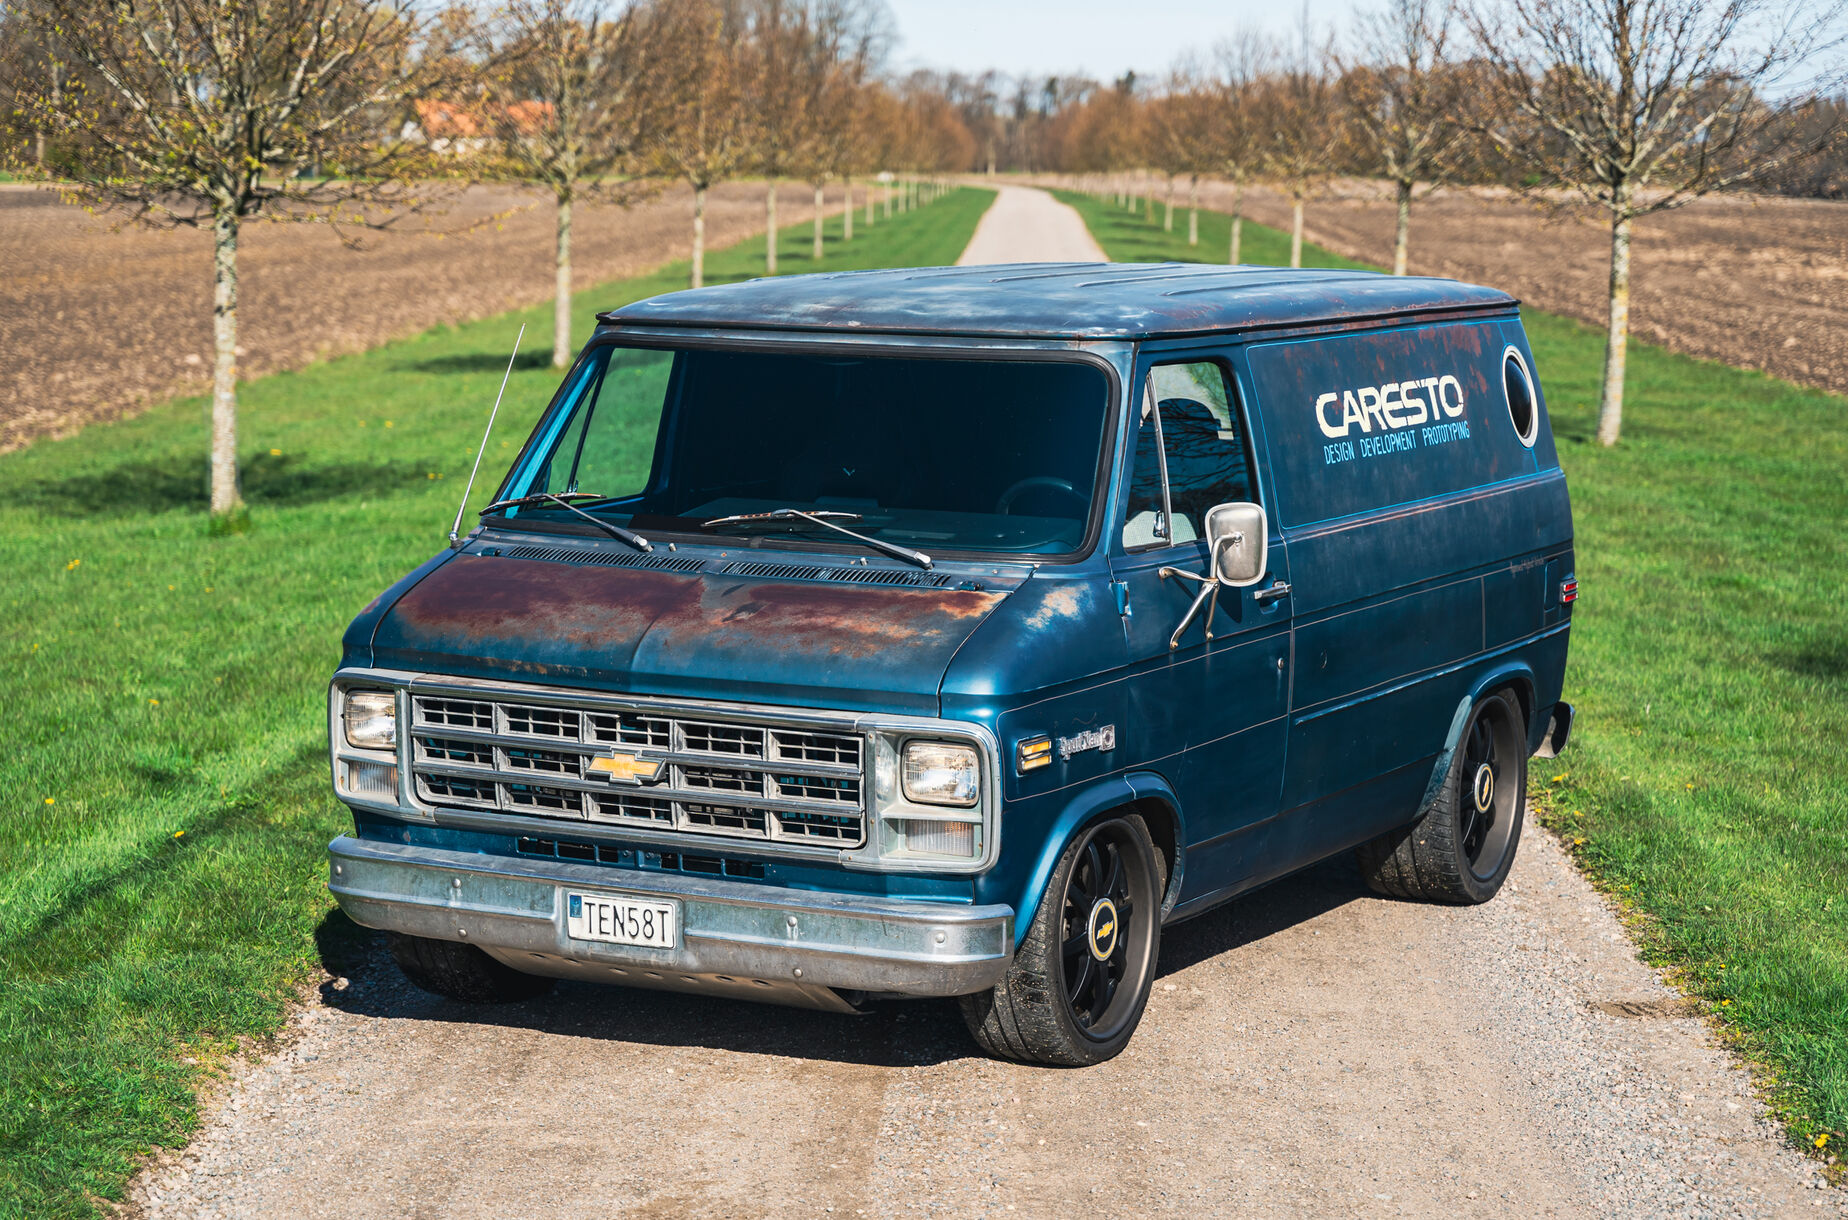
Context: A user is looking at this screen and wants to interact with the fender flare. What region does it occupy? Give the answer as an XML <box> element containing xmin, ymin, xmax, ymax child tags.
<box><xmin>1011</xmin><ymin>772</ymin><xmax>1188</xmax><ymax>946</ymax></box>
<box><xmin>1417</xmin><ymin>662</ymin><xmax>1537</xmax><ymax>818</ymax></box>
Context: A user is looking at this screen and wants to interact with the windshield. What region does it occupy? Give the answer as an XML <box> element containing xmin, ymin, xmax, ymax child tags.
<box><xmin>492</xmin><ymin>343</ymin><xmax>1115</xmax><ymax>557</ymax></box>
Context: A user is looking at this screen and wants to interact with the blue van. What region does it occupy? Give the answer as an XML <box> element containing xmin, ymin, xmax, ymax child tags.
<box><xmin>327</xmin><ymin>263</ymin><xmax>1576</xmax><ymax>1065</ymax></box>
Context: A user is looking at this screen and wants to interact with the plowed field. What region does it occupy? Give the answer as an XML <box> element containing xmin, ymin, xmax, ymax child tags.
<box><xmin>1045</xmin><ymin>174</ymin><xmax>1846</xmax><ymax>398</ymax></box>
<box><xmin>0</xmin><ymin>181</ymin><xmax>839</xmax><ymax>452</ymax></box>
<box><xmin>1215</xmin><ymin>180</ymin><xmax>1847</xmax><ymax>398</ymax></box>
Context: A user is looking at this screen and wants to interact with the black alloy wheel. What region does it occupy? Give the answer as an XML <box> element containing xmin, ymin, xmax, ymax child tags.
<box><xmin>1354</xmin><ymin>689</ymin><xmax>1528</xmax><ymax>904</ymax></box>
<box><xmin>1457</xmin><ymin>703</ymin><xmax>1519</xmax><ymax>882</ymax></box>
<box><xmin>959</xmin><ymin>813</ymin><xmax>1164</xmax><ymax>1065</ymax></box>
<box><xmin>1061</xmin><ymin>828</ymin><xmax>1138</xmax><ymax>1035</ymax></box>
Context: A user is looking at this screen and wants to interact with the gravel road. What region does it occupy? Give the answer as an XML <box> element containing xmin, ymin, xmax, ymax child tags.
<box><xmin>127</xmin><ymin>813</ymin><xmax>1838</xmax><ymax>1219</ymax></box>
<box><xmin>956</xmin><ymin>186</ymin><xmax>1107</xmax><ymax>265</ymax></box>
<box><xmin>125</xmin><ymin>187</ymin><xmax>1841</xmax><ymax>1219</ymax></box>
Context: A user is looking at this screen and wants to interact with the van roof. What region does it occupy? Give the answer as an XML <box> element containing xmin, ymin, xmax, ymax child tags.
<box><xmin>600</xmin><ymin>262</ymin><xmax>1519</xmax><ymax>341</ymax></box>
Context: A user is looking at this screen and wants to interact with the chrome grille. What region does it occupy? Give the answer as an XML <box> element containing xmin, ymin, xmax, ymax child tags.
<box><xmin>409</xmin><ymin>692</ymin><xmax>866</xmax><ymax>848</ymax></box>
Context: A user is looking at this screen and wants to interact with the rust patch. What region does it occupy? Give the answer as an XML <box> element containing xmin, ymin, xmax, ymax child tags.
<box><xmin>376</xmin><ymin>553</ymin><xmax>1007</xmax><ymax>672</ymax></box>
<box><xmin>384</xmin><ymin>554</ymin><xmax>692</xmax><ymax>651</ymax></box>
<box><xmin>659</xmin><ymin>576</ymin><xmax>1005</xmax><ymax>661</ymax></box>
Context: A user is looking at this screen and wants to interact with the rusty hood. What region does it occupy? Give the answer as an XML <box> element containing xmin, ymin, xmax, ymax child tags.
<box><xmin>366</xmin><ymin>551</ymin><xmax>1013</xmax><ymax>714</ymax></box>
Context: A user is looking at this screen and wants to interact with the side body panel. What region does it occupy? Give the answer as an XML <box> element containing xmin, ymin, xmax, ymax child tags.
<box><xmin>1228</xmin><ymin>314</ymin><xmax>1573</xmax><ymax>880</ymax></box>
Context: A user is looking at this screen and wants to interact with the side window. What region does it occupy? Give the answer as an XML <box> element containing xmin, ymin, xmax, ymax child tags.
<box><xmin>1122</xmin><ymin>361</ymin><xmax>1256</xmax><ymax>549</ymax></box>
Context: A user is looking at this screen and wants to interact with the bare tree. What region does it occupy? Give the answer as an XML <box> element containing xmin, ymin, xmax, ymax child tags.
<box><xmin>1257</xmin><ymin>27</ymin><xmax>1346</xmax><ymax>268</ymax></box>
<box><xmin>650</xmin><ymin>0</ymin><xmax>751</xmax><ymax>287</ymax></box>
<box><xmin>1339</xmin><ymin>0</ymin><xmax>1470</xmax><ymax>274</ymax></box>
<box><xmin>491</xmin><ymin>0</ymin><xmax>668</xmax><ymax>366</ymax></box>
<box><xmin>1472</xmin><ymin>0</ymin><xmax>1847</xmax><ymax>444</ymax></box>
<box><xmin>801</xmin><ymin>0</ymin><xmax>891</xmax><ymax>260</ymax></box>
<box><xmin>1147</xmin><ymin>71</ymin><xmax>1218</xmax><ymax>247</ymax></box>
<box><xmin>743</xmin><ymin>0</ymin><xmax>806</xmax><ymax>275</ymax></box>
<box><xmin>6</xmin><ymin>0</ymin><xmax>450</xmax><ymax>522</ymax></box>
<box><xmin>1211</xmin><ymin>33</ymin><xmax>1271</xmax><ymax>264</ymax></box>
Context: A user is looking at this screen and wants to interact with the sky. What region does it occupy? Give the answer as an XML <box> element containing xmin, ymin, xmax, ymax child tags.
<box><xmin>882</xmin><ymin>0</ymin><xmax>1353</xmax><ymax>82</ymax></box>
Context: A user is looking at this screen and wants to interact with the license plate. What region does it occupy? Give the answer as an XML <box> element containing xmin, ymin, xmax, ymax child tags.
<box><xmin>565</xmin><ymin>891</ymin><xmax>678</xmax><ymax>949</ymax></box>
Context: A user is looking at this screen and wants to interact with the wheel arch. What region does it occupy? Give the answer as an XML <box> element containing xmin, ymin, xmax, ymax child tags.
<box><xmin>1418</xmin><ymin>664</ymin><xmax>1535</xmax><ymax>819</ymax></box>
<box><xmin>1011</xmin><ymin>772</ymin><xmax>1188</xmax><ymax>947</ymax></box>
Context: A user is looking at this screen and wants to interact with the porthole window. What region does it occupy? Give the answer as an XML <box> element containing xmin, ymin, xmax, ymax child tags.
<box><xmin>1503</xmin><ymin>347</ymin><xmax>1538</xmax><ymax>447</ymax></box>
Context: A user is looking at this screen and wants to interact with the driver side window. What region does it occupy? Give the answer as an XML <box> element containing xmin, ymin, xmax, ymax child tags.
<box><xmin>1122</xmin><ymin>361</ymin><xmax>1256</xmax><ymax>549</ymax></box>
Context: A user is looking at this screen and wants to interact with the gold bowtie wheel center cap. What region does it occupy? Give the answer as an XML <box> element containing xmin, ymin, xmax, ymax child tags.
<box><xmin>1086</xmin><ymin>898</ymin><xmax>1120</xmax><ymax>962</ymax></box>
<box><xmin>1473</xmin><ymin>763</ymin><xmax>1495</xmax><ymax>814</ymax></box>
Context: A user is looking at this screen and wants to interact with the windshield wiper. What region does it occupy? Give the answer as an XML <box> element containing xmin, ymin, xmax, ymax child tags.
<box><xmin>701</xmin><ymin>507</ymin><xmax>932</xmax><ymax>570</ymax></box>
<box><xmin>479</xmin><ymin>491</ymin><xmax>652</xmax><ymax>552</ymax></box>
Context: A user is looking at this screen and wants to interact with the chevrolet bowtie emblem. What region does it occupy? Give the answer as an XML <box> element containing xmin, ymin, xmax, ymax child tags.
<box><xmin>585</xmin><ymin>750</ymin><xmax>665</xmax><ymax>784</ymax></box>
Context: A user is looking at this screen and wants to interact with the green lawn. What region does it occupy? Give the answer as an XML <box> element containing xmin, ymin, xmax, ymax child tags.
<box><xmin>0</xmin><ymin>186</ymin><xmax>993</xmax><ymax>1219</ymax></box>
<box><xmin>1063</xmin><ymin>189</ymin><xmax>1848</xmax><ymax>1162</ymax></box>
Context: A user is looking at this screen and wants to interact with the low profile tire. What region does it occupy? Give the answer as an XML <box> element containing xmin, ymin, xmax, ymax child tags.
<box><xmin>386</xmin><ymin>932</ymin><xmax>555</xmax><ymax>1003</ymax></box>
<box><xmin>959</xmin><ymin>813</ymin><xmax>1164</xmax><ymax>1066</ymax></box>
<box><xmin>1356</xmin><ymin>689</ymin><xmax>1527</xmax><ymax>905</ymax></box>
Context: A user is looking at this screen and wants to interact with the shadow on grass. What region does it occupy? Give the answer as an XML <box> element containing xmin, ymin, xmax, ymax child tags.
<box><xmin>1769</xmin><ymin>638</ymin><xmax>1848</xmax><ymax>684</ymax></box>
<box><xmin>22</xmin><ymin>450</ymin><xmax>430</xmax><ymax>516</ymax></box>
<box><xmin>310</xmin><ymin>856</ymin><xmax>1369</xmax><ymax>1068</ymax></box>
<box><xmin>1</xmin><ymin>740</ymin><xmax>331</xmax><ymax>969</ymax></box>
<box><xmin>409</xmin><ymin>350</ymin><xmax>557</xmax><ymax>376</ymax></box>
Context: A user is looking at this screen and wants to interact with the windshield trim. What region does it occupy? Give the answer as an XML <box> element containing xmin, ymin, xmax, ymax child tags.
<box><xmin>487</xmin><ymin>331</ymin><xmax>1126</xmax><ymax>567</ymax></box>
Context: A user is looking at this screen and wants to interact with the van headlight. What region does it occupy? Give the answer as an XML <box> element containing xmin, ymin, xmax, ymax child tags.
<box><xmin>343</xmin><ymin>690</ymin><xmax>398</xmax><ymax>749</ymax></box>
<box><xmin>901</xmin><ymin>741</ymin><xmax>979</xmax><ymax>807</ymax></box>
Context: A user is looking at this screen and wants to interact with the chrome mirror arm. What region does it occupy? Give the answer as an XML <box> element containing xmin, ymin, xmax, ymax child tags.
<box><xmin>1158</xmin><ymin>566</ymin><xmax>1220</xmax><ymax>651</ymax></box>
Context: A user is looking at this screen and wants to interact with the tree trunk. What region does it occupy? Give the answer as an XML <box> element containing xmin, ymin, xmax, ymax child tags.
<box><xmin>691</xmin><ymin>184</ymin><xmax>707</xmax><ymax>289</ymax></box>
<box><xmin>1163</xmin><ymin>176</ymin><xmax>1174</xmax><ymax>232</ymax></box>
<box><xmin>1229</xmin><ymin>180</ymin><xmax>1244</xmax><ymax>265</ymax></box>
<box><xmin>865</xmin><ymin>181</ymin><xmax>875</xmax><ymax>227</ymax></box>
<box><xmin>843</xmin><ymin>180</ymin><xmax>853</xmax><ymax>241</ymax></box>
<box><xmin>1392</xmin><ymin>178</ymin><xmax>1413</xmax><ymax>276</ymax></box>
<box><xmin>884</xmin><ymin>181</ymin><xmax>893</xmax><ymax>219</ymax></box>
<box><xmin>1597</xmin><ymin>210</ymin><xmax>1633</xmax><ymax>446</ymax></box>
<box><xmin>1290</xmin><ymin>192</ymin><xmax>1305</xmax><ymax>268</ymax></box>
<box><xmin>1144</xmin><ymin>177</ymin><xmax>1153</xmax><ymax>222</ymax></box>
<box><xmin>1188</xmin><ymin>175</ymin><xmax>1199</xmax><ymax>247</ymax></box>
<box><xmin>765</xmin><ymin>180</ymin><xmax>777</xmax><ymax>275</ymax></box>
<box><xmin>209</xmin><ymin>204</ymin><xmax>242</xmax><ymax>520</ymax></box>
<box><xmin>813</xmin><ymin>183</ymin><xmax>825</xmax><ymax>261</ymax></box>
<box><xmin>553</xmin><ymin>189</ymin><xmax>574</xmax><ymax>367</ymax></box>
<box><xmin>36</xmin><ymin>63</ymin><xmax>59</xmax><ymax>167</ymax></box>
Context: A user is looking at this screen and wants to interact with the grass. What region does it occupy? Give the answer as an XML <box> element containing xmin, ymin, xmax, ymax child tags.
<box><xmin>0</xmin><ymin>186</ymin><xmax>993</xmax><ymax>1219</ymax></box>
<box><xmin>1062</xmin><ymin>188</ymin><xmax>1848</xmax><ymax>1162</ymax></box>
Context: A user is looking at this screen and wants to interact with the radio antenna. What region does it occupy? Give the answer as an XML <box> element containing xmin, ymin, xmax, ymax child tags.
<box><xmin>448</xmin><ymin>323</ymin><xmax>525</xmax><ymax>550</ymax></box>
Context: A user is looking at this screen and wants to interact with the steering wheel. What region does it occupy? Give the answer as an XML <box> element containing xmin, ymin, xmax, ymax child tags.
<box><xmin>995</xmin><ymin>475</ymin><xmax>1086</xmax><ymax>516</ymax></box>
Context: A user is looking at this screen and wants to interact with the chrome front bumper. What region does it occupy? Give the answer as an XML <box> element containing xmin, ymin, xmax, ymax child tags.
<box><xmin>328</xmin><ymin>836</ymin><xmax>1014</xmax><ymax>1011</ymax></box>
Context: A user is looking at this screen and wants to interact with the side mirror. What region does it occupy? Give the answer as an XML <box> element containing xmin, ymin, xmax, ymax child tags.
<box><xmin>1204</xmin><ymin>502</ymin><xmax>1268</xmax><ymax>588</ymax></box>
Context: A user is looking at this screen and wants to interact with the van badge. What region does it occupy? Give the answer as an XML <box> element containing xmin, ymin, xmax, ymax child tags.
<box><xmin>1056</xmin><ymin>725</ymin><xmax>1116</xmax><ymax>761</ymax></box>
<box><xmin>585</xmin><ymin>750</ymin><xmax>665</xmax><ymax>784</ymax></box>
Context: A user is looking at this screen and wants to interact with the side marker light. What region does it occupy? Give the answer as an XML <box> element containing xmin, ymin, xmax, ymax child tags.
<box><xmin>1016</xmin><ymin>735</ymin><xmax>1053</xmax><ymax>774</ymax></box>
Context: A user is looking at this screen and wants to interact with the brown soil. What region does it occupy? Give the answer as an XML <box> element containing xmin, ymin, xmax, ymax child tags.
<box><xmin>1203</xmin><ymin>179</ymin><xmax>1848</xmax><ymax>398</ymax></box>
<box><xmin>0</xmin><ymin>181</ymin><xmax>836</xmax><ymax>452</ymax></box>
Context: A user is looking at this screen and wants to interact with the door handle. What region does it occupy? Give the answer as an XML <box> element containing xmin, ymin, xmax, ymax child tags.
<box><xmin>1253</xmin><ymin>580</ymin><xmax>1292</xmax><ymax>606</ymax></box>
